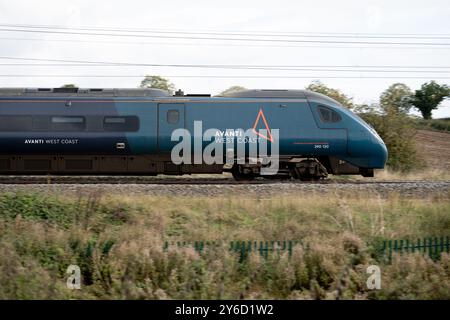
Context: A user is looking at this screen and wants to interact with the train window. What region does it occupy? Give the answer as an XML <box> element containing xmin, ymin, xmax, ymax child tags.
<box><xmin>51</xmin><ymin>116</ymin><xmax>85</xmax><ymax>131</ymax></box>
<box><xmin>0</xmin><ymin>115</ymin><xmax>33</xmax><ymax>131</ymax></box>
<box><xmin>32</xmin><ymin>116</ymin><xmax>51</xmax><ymax>131</ymax></box>
<box><xmin>167</xmin><ymin>110</ymin><xmax>179</xmax><ymax>124</ymax></box>
<box><xmin>103</xmin><ymin>116</ymin><xmax>139</xmax><ymax>132</ymax></box>
<box><xmin>318</xmin><ymin>106</ymin><xmax>341</xmax><ymax>123</ymax></box>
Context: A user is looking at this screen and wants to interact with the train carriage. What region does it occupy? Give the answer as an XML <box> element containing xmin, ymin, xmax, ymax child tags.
<box><xmin>0</xmin><ymin>87</ymin><xmax>387</xmax><ymax>180</ymax></box>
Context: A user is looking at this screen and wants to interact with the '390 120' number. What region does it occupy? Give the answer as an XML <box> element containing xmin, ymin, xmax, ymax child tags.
<box><xmin>314</xmin><ymin>144</ymin><xmax>329</xmax><ymax>149</ymax></box>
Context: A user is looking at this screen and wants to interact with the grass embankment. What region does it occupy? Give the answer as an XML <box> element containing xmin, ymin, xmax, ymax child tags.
<box><xmin>415</xmin><ymin>118</ymin><xmax>450</xmax><ymax>132</ymax></box>
<box><xmin>347</xmin><ymin>168</ymin><xmax>450</xmax><ymax>181</ymax></box>
<box><xmin>0</xmin><ymin>191</ymin><xmax>449</xmax><ymax>299</ymax></box>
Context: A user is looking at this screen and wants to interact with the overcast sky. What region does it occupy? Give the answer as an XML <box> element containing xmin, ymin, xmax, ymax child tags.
<box><xmin>0</xmin><ymin>0</ymin><xmax>449</xmax><ymax>117</ymax></box>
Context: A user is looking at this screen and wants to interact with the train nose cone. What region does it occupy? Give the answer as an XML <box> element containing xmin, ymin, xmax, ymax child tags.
<box><xmin>369</xmin><ymin>139</ymin><xmax>388</xmax><ymax>168</ymax></box>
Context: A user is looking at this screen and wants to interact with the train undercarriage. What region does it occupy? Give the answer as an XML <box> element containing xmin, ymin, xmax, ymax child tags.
<box><xmin>226</xmin><ymin>156</ymin><xmax>374</xmax><ymax>181</ymax></box>
<box><xmin>0</xmin><ymin>154</ymin><xmax>373</xmax><ymax>180</ymax></box>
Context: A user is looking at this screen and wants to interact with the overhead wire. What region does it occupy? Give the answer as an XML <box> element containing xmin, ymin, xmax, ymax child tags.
<box><xmin>1</xmin><ymin>36</ymin><xmax>450</xmax><ymax>50</ymax></box>
<box><xmin>1</xmin><ymin>56</ymin><xmax>450</xmax><ymax>71</ymax></box>
<box><xmin>0</xmin><ymin>27</ymin><xmax>449</xmax><ymax>46</ymax></box>
<box><xmin>0</xmin><ymin>25</ymin><xmax>448</xmax><ymax>81</ymax></box>
<box><xmin>0</xmin><ymin>74</ymin><xmax>449</xmax><ymax>79</ymax></box>
<box><xmin>0</xmin><ymin>23</ymin><xmax>449</xmax><ymax>39</ymax></box>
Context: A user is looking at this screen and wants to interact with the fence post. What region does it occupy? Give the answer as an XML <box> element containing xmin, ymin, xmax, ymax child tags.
<box><xmin>394</xmin><ymin>240</ymin><xmax>398</xmax><ymax>257</ymax></box>
<box><xmin>388</xmin><ymin>240</ymin><xmax>392</xmax><ymax>261</ymax></box>
<box><xmin>445</xmin><ymin>236</ymin><xmax>450</xmax><ymax>253</ymax></box>
<box><xmin>423</xmin><ymin>238</ymin><xmax>426</xmax><ymax>253</ymax></box>
<box><xmin>434</xmin><ymin>237</ymin><xmax>439</xmax><ymax>260</ymax></box>
<box><xmin>288</xmin><ymin>241</ymin><xmax>292</xmax><ymax>258</ymax></box>
<box><xmin>428</xmin><ymin>237</ymin><xmax>432</xmax><ymax>259</ymax></box>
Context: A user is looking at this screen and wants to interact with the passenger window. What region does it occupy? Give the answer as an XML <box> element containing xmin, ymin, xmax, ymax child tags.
<box><xmin>51</xmin><ymin>116</ymin><xmax>85</xmax><ymax>131</ymax></box>
<box><xmin>318</xmin><ymin>106</ymin><xmax>341</xmax><ymax>123</ymax></box>
<box><xmin>0</xmin><ymin>115</ymin><xmax>33</xmax><ymax>131</ymax></box>
<box><xmin>167</xmin><ymin>110</ymin><xmax>179</xmax><ymax>124</ymax></box>
<box><xmin>104</xmin><ymin>116</ymin><xmax>139</xmax><ymax>132</ymax></box>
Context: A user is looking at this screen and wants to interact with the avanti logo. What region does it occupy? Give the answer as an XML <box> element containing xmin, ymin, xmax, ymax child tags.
<box><xmin>169</xmin><ymin>110</ymin><xmax>280</xmax><ymax>174</ymax></box>
<box><xmin>252</xmin><ymin>108</ymin><xmax>273</xmax><ymax>142</ymax></box>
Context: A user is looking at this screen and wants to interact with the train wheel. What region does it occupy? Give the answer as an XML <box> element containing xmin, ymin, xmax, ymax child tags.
<box><xmin>231</xmin><ymin>165</ymin><xmax>255</xmax><ymax>181</ymax></box>
<box><xmin>290</xmin><ymin>159</ymin><xmax>328</xmax><ymax>181</ymax></box>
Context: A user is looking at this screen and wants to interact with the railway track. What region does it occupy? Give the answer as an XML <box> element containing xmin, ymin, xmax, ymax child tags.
<box><xmin>0</xmin><ymin>176</ymin><xmax>448</xmax><ymax>198</ymax></box>
<box><xmin>0</xmin><ymin>175</ymin><xmax>447</xmax><ymax>185</ymax></box>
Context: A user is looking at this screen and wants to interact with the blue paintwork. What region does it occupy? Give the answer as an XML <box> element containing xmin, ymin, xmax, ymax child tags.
<box><xmin>115</xmin><ymin>98</ymin><xmax>156</xmax><ymax>154</ymax></box>
<box><xmin>0</xmin><ymin>92</ymin><xmax>388</xmax><ymax>169</ymax></box>
<box><xmin>157</xmin><ymin>103</ymin><xmax>185</xmax><ymax>152</ymax></box>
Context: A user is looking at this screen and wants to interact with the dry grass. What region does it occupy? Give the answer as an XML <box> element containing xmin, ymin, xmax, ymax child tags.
<box><xmin>335</xmin><ymin>168</ymin><xmax>450</xmax><ymax>181</ymax></box>
<box><xmin>0</xmin><ymin>191</ymin><xmax>449</xmax><ymax>299</ymax></box>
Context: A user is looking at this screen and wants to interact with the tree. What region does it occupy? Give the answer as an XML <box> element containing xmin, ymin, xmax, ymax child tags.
<box><xmin>361</xmin><ymin>110</ymin><xmax>420</xmax><ymax>172</ymax></box>
<box><xmin>380</xmin><ymin>83</ymin><xmax>413</xmax><ymax>114</ymax></box>
<box><xmin>219</xmin><ymin>86</ymin><xmax>247</xmax><ymax>96</ymax></box>
<box><xmin>139</xmin><ymin>75</ymin><xmax>175</xmax><ymax>94</ymax></box>
<box><xmin>61</xmin><ymin>84</ymin><xmax>77</xmax><ymax>88</ymax></box>
<box><xmin>410</xmin><ymin>81</ymin><xmax>449</xmax><ymax>119</ymax></box>
<box><xmin>354</xmin><ymin>90</ymin><xmax>423</xmax><ymax>172</ymax></box>
<box><xmin>305</xmin><ymin>81</ymin><xmax>354</xmax><ymax>108</ymax></box>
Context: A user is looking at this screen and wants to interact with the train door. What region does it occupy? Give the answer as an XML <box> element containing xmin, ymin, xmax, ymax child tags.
<box><xmin>157</xmin><ymin>103</ymin><xmax>185</xmax><ymax>152</ymax></box>
<box><xmin>307</xmin><ymin>102</ymin><xmax>348</xmax><ymax>156</ymax></box>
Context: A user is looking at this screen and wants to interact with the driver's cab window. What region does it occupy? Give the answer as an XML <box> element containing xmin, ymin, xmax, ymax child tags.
<box><xmin>318</xmin><ymin>106</ymin><xmax>341</xmax><ymax>123</ymax></box>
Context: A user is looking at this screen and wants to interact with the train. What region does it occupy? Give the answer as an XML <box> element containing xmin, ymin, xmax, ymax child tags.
<box><xmin>0</xmin><ymin>87</ymin><xmax>387</xmax><ymax>180</ymax></box>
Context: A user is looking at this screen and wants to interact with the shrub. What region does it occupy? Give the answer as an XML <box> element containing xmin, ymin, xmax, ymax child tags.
<box><xmin>0</xmin><ymin>193</ymin><xmax>449</xmax><ymax>299</ymax></box>
<box><xmin>360</xmin><ymin>111</ymin><xmax>421</xmax><ymax>172</ymax></box>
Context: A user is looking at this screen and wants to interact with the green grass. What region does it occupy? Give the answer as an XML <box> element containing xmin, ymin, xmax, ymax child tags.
<box><xmin>0</xmin><ymin>191</ymin><xmax>449</xmax><ymax>299</ymax></box>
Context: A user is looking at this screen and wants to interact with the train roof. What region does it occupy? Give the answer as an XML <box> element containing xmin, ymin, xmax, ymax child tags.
<box><xmin>0</xmin><ymin>87</ymin><xmax>342</xmax><ymax>106</ymax></box>
<box><xmin>219</xmin><ymin>89</ymin><xmax>308</xmax><ymax>98</ymax></box>
<box><xmin>218</xmin><ymin>89</ymin><xmax>342</xmax><ymax>105</ymax></box>
<box><xmin>0</xmin><ymin>87</ymin><xmax>171</xmax><ymax>97</ymax></box>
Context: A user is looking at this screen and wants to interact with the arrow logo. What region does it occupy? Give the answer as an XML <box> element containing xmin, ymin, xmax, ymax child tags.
<box><xmin>252</xmin><ymin>108</ymin><xmax>273</xmax><ymax>142</ymax></box>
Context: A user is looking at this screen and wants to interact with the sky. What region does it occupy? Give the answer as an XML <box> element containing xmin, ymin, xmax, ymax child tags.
<box><xmin>0</xmin><ymin>0</ymin><xmax>449</xmax><ymax>117</ymax></box>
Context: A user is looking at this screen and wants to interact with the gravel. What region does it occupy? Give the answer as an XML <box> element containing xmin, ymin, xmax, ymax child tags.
<box><xmin>0</xmin><ymin>181</ymin><xmax>449</xmax><ymax>198</ymax></box>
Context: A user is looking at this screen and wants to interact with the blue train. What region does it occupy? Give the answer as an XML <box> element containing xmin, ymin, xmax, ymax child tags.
<box><xmin>0</xmin><ymin>87</ymin><xmax>387</xmax><ymax>180</ymax></box>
